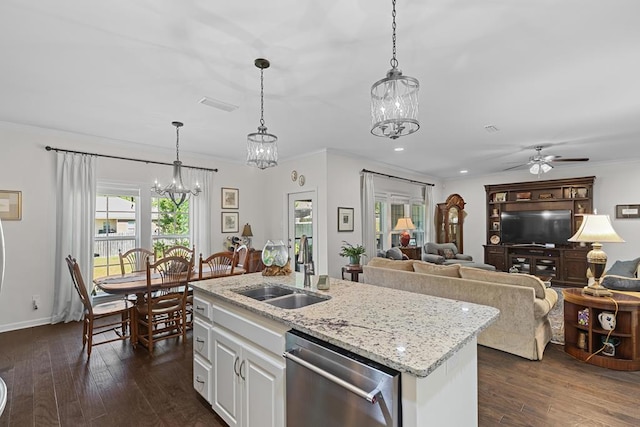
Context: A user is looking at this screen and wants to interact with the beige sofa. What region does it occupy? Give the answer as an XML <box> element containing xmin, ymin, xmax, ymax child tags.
<box><xmin>363</xmin><ymin>258</ymin><xmax>558</xmax><ymax>360</ymax></box>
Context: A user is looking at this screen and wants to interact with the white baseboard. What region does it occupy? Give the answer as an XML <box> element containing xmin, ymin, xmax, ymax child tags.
<box><xmin>0</xmin><ymin>316</ymin><xmax>52</xmax><ymax>333</ymax></box>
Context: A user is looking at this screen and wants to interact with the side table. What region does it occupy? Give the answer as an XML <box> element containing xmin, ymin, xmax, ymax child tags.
<box><xmin>399</xmin><ymin>246</ymin><xmax>422</xmax><ymax>260</ymax></box>
<box><xmin>341</xmin><ymin>265</ymin><xmax>363</xmax><ymax>282</ymax></box>
<box><xmin>563</xmin><ymin>288</ymin><xmax>640</xmax><ymax>371</ymax></box>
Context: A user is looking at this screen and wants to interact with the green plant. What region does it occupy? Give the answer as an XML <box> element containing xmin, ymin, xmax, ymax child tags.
<box><xmin>339</xmin><ymin>241</ymin><xmax>366</xmax><ymax>259</ymax></box>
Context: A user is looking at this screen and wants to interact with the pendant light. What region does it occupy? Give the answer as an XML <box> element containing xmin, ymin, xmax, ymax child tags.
<box><xmin>152</xmin><ymin>121</ymin><xmax>201</xmax><ymax>208</ymax></box>
<box><xmin>371</xmin><ymin>0</ymin><xmax>420</xmax><ymax>139</ymax></box>
<box><xmin>247</xmin><ymin>58</ymin><xmax>278</xmax><ymax>169</ymax></box>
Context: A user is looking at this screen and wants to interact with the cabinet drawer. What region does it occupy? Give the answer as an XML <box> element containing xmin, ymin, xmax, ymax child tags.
<box><xmin>486</xmin><ymin>247</ymin><xmax>504</xmax><ymax>254</ymax></box>
<box><xmin>564</xmin><ymin>250</ymin><xmax>588</xmax><ymax>260</ymax></box>
<box><xmin>193</xmin><ymin>317</ymin><xmax>211</xmax><ymax>360</ymax></box>
<box><xmin>194</xmin><ymin>355</ymin><xmax>212</xmax><ymax>403</ymax></box>
<box><xmin>193</xmin><ymin>294</ymin><xmax>213</xmax><ymax>321</ymax></box>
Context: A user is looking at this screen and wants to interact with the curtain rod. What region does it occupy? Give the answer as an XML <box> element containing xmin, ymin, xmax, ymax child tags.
<box><xmin>45</xmin><ymin>146</ymin><xmax>218</xmax><ymax>172</ymax></box>
<box><xmin>360</xmin><ymin>169</ymin><xmax>434</xmax><ymax>187</ymax></box>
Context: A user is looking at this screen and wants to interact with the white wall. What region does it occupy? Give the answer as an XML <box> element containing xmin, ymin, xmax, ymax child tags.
<box><xmin>0</xmin><ymin>122</ymin><xmax>265</xmax><ymax>332</ymax></box>
<box><xmin>441</xmin><ymin>161</ymin><xmax>640</xmax><ymax>269</ymax></box>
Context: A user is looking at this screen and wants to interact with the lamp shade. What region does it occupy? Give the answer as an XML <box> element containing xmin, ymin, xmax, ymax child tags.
<box><xmin>568</xmin><ymin>215</ymin><xmax>624</xmax><ymax>243</ymax></box>
<box><xmin>241</xmin><ymin>223</ymin><xmax>253</xmax><ymax>237</ymax></box>
<box><xmin>394</xmin><ymin>217</ymin><xmax>416</xmax><ymax>231</ymax></box>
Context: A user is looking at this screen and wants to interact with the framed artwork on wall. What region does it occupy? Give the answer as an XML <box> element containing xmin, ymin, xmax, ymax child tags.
<box><xmin>0</xmin><ymin>190</ymin><xmax>22</xmax><ymax>220</ymax></box>
<box><xmin>337</xmin><ymin>207</ymin><xmax>354</xmax><ymax>232</ymax></box>
<box><xmin>221</xmin><ymin>187</ymin><xmax>239</xmax><ymax>209</ymax></box>
<box><xmin>221</xmin><ymin>212</ymin><xmax>239</xmax><ymax>233</ymax></box>
<box><xmin>616</xmin><ymin>204</ymin><xmax>640</xmax><ymax>219</ymax></box>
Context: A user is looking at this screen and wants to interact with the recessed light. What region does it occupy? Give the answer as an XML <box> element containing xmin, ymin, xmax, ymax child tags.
<box><xmin>460</xmin><ymin>170</ymin><xmax>468</xmax><ymax>174</ymax></box>
<box><xmin>199</xmin><ymin>96</ymin><xmax>239</xmax><ymax>112</ymax></box>
<box><xmin>484</xmin><ymin>125</ymin><xmax>499</xmax><ymax>133</ymax></box>
<box><xmin>394</xmin><ymin>147</ymin><xmax>404</xmax><ymax>152</ymax></box>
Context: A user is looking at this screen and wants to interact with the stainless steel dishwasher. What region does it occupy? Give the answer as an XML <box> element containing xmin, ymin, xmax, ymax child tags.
<box><xmin>284</xmin><ymin>330</ymin><xmax>401</xmax><ymax>427</ymax></box>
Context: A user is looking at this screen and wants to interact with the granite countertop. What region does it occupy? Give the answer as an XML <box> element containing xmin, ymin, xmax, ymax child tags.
<box><xmin>191</xmin><ymin>272</ymin><xmax>499</xmax><ymax>378</ymax></box>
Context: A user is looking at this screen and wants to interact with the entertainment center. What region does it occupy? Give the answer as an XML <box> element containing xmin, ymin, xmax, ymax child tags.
<box><xmin>484</xmin><ymin>176</ymin><xmax>595</xmax><ymax>287</ymax></box>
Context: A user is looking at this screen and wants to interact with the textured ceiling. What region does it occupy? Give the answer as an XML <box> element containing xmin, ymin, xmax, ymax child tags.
<box><xmin>1</xmin><ymin>0</ymin><xmax>639</xmax><ymax>178</ymax></box>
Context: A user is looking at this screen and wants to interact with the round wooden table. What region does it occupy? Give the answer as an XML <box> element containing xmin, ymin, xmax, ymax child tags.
<box><xmin>341</xmin><ymin>265</ymin><xmax>363</xmax><ymax>282</ymax></box>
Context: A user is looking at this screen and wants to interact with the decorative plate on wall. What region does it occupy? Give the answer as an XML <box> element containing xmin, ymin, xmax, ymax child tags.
<box><xmin>490</xmin><ymin>235</ymin><xmax>500</xmax><ymax>245</ymax></box>
<box><xmin>298</xmin><ymin>175</ymin><xmax>305</xmax><ymax>186</ymax></box>
<box><xmin>291</xmin><ymin>170</ymin><xmax>298</xmax><ymax>181</ymax></box>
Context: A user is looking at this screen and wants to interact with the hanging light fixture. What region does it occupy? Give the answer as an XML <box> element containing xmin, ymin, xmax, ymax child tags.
<box><xmin>371</xmin><ymin>0</ymin><xmax>420</xmax><ymax>140</ymax></box>
<box><xmin>152</xmin><ymin>121</ymin><xmax>201</xmax><ymax>208</ymax></box>
<box><xmin>247</xmin><ymin>58</ymin><xmax>278</xmax><ymax>169</ymax></box>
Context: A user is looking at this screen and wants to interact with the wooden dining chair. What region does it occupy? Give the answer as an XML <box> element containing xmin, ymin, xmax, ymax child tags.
<box><xmin>65</xmin><ymin>255</ymin><xmax>131</xmax><ymax>358</ymax></box>
<box><xmin>199</xmin><ymin>252</ymin><xmax>236</xmax><ymax>279</ymax></box>
<box><xmin>163</xmin><ymin>244</ymin><xmax>195</xmax><ymax>263</ymax></box>
<box><xmin>133</xmin><ymin>256</ymin><xmax>192</xmax><ymax>354</ymax></box>
<box><xmin>119</xmin><ymin>248</ymin><xmax>154</xmax><ymax>275</ymax></box>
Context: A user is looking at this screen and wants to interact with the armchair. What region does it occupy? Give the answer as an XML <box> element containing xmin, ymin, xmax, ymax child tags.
<box><xmin>422</xmin><ymin>242</ymin><xmax>473</xmax><ymax>265</ymax></box>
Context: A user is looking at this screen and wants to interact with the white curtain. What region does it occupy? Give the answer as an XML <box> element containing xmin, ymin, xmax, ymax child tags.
<box><xmin>360</xmin><ymin>172</ymin><xmax>376</xmax><ymax>262</ymax></box>
<box><xmin>425</xmin><ymin>184</ymin><xmax>435</xmax><ymax>242</ymax></box>
<box><xmin>187</xmin><ymin>168</ymin><xmax>213</xmax><ymax>259</ymax></box>
<box><xmin>52</xmin><ymin>153</ymin><xmax>96</xmax><ymax>323</ymax></box>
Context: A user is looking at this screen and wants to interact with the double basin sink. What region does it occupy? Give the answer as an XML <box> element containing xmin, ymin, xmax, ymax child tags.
<box><xmin>233</xmin><ymin>284</ymin><xmax>330</xmax><ymax>309</ymax></box>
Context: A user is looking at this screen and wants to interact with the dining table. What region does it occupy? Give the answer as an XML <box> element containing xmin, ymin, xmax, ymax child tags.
<box><xmin>93</xmin><ymin>264</ymin><xmax>245</xmax><ymax>295</ymax></box>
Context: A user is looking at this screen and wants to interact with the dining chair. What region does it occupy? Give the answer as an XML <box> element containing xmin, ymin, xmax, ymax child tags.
<box><xmin>134</xmin><ymin>256</ymin><xmax>192</xmax><ymax>354</ymax></box>
<box><xmin>199</xmin><ymin>252</ymin><xmax>236</xmax><ymax>279</ymax></box>
<box><xmin>65</xmin><ymin>255</ymin><xmax>131</xmax><ymax>358</ymax></box>
<box><xmin>235</xmin><ymin>245</ymin><xmax>248</xmax><ymax>269</ymax></box>
<box><xmin>163</xmin><ymin>244</ymin><xmax>195</xmax><ymax>263</ymax></box>
<box><xmin>119</xmin><ymin>248</ymin><xmax>154</xmax><ymax>275</ymax></box>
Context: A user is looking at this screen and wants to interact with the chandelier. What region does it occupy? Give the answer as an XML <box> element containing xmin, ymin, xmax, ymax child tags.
<box><xmin>152</xmin><ymin>121</ymin><xmax>201</xmax><ymax>208</ymax></box>
<box><xmin>371</xmin><ymin>0</ymin><xmax>420</xmax><ymax>139</ymax></box>
<box><xmin>247</xmin><ymin>58</ymin><xmax>278</xmax><ymax>169</ymax></box>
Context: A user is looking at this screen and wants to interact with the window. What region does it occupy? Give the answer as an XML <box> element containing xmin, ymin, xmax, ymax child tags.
<box><xmin>375</xmin><ymin>196</ymin><xmax>426</xmax><ymax>250</ymax></box>
<box><xmin>94</xmin><ymin>193</ymin><xmax>139</xmax><ymax>280</ymax></box>
<box><xmin>151</xmin><ymin>196</ymin><xmax>191</xmax><ymax>257</ymax></box>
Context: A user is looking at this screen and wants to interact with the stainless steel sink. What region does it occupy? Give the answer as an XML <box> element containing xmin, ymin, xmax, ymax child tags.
<box><xmin>266</xmin><ymin>293</ymin><xmax>329</xmax><ymax>309</ymax></box>
<box><xmin>234</xmin><ymin>284</ymin><xmax>295</xmax><ymax>301</ymax></box>
<box><xmin>233</xmin><ymin>284</ymin><xmax>330</xmax><ymax>309</ymax></box>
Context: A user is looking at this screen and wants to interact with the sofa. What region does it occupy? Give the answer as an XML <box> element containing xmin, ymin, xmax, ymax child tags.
<box><xmin>422</xmin><ymin>242</ymin><xmax>496</xmax><ymax>271</ymax></box>
<box><xmin>363</xmin><ymin>258</ymin><xmax>558</xmax><ymax>360</ymax></box>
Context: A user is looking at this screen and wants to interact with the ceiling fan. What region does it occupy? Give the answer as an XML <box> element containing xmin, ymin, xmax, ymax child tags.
<box><xmin>504</xmin><ymin>145</ymin><xmax>589</xmax><ymax>175</ymax></box>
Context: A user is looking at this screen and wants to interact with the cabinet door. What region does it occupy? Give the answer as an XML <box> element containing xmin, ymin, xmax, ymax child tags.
<box><xmin>212</xmin><ymin>327</ymin><xmax>243</xmax><ymax>427</ymax></box>
<box><xmin>564</xmin><ymin>251</ymin><xmax>589</xmax><ymax>285</ymax></box>
<box><xmin>241</xmin><ymin>344</ymin><xmax>285</xmax><ymax>427</ymax></box>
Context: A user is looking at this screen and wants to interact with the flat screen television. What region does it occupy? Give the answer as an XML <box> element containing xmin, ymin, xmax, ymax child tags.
<box><xmin>500</xmin><ymin>209</ymin><xmax>572</xmax><ymax>246</ymax></box>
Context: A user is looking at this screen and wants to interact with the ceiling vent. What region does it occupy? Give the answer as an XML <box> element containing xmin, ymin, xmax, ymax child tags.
<box><xmin>199</xmin><ymin>96</ymin><xmax>239</xmax><ymax>112</ymax></box>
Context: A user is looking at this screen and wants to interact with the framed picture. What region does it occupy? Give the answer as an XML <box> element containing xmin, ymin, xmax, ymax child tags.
<box><xmin>221</xmin><ymin>212</ymin><xmax>239</xmax><ymax>233</ymax></box>
<box><xmin>494</xmin><ymin>192</ymin><xmax>507</xmax><ymax>202</ymax></box>
<box><xmin>409</xmin><ymin>238</ymin><xmax>417</xmax><ymax>246</ymax></box>
<box><xmin>221</xmin><ymin>187</ymin><xmax>239</xmax><ymax>209</ymax></box>
<box><xmin>616</xmin><ymin>204</ymin><xmax>640</xmax><ymax>219</ymax></box>
<box><xmin>337</xmin><ymin>207</ymin><xmax>354</xmax><ymax>232</ymax></box>
<box><xmin>492</xmin><ymin>221</ymin><xmax>500</xmax><ymax>231</ymax></box>
<box><xmin>0</xmin><ymin>190</ymin><xmax>22</xmax><ymax>220</ymax></box>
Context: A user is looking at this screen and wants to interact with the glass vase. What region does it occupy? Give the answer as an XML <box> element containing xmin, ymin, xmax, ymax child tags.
<box><xmin>262</xmin><ymin>240</ymin><xmax>288</xmax><ymax>267</ymax></box>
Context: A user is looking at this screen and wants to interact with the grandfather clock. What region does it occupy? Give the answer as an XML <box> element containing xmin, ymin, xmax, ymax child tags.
<box><xmin>436</xmin><ymin>194</ymin><xmax>465</xmax><ymax>253</ymax></box>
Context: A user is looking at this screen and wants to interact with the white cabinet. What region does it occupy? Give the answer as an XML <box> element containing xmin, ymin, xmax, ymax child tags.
<box><xmin>193</xmin><ymin>291</ymin><xmax>287</xmax><ymax>427</ymax></box>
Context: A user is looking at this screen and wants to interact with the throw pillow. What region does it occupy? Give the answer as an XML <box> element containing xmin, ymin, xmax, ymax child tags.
<box><xmin>385</xmin><ymin>247</ymin><xmax>405</xmax><ymax>260</ymax></box>
<box><xmin>438</xmin><ymin>248</ymin><xmax>455</xmax><ymax>259</ymax></box>
<box><xmin>601</xmin><ymin>275</ymin><xmax>640</xmax><ymax>291</ymax></box>
<box><xmin>459</xmin><ymin>266</ymin><xmax>546</xmax><ymax>299</ymax></box>
<box><xmin>605</xmin><ymin>258</ymin><xmax>640</xmax><ymax>278</ymax></box>
<box><xmin>413</xmin><ymin>261</ymin><xmax>461</xmax><ymax>277</ymax></box>
<box><xmin>367</xmin><ymin>257</ymin><xmax>415</xmax><ymax>271</ymax></box>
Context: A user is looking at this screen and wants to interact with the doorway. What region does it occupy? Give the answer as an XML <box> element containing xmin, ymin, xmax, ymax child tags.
<box><xmin>288</xmin><ymin>191</ymin><xmax>317</xmax><ymax>273</ymax></box>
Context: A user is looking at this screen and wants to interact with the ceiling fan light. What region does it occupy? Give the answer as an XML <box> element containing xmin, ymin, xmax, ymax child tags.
<box><xmin>529</xmin><ymin>163</ymin><xmax>540</xmax><ymax>175</ymax></box>
<box><xmin>541</xmin><ymin>162</ymin><xmax>553</xmax><ymax>173</ymax></box>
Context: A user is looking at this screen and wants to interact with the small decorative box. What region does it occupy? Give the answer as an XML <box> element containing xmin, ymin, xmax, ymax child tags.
<box><xmin>577</xmin><ymin>308</ymin><xmax>589</xmax><ymax>326</ymax></box>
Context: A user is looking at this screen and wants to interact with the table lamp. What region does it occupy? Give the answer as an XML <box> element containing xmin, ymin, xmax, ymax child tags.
<box><xmin>394</xmin><ymin>217</ymin><xmax>416</xmax><ymax>247</ymax></box>
<box><xmin>568</xmin><ymin>214</ymin><xmax>624</xmax><ymax>297</ymax></box>
<box><xmin>241</xmin><ymin>223</ymin><xmax>253</xmax><ymax>248</ymax></box>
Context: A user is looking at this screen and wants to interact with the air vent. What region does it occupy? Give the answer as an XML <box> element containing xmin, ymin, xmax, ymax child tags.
<box><xmin>199</xmin><ymin>96</ymin><xmax>239</xmax><ymax>112</ymax></box>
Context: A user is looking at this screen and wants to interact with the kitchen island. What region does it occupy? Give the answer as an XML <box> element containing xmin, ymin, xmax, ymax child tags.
<box><xmin>191</xmin><ymin>272</ymin><xmax>498</xmax><ymax>427</ymax></box>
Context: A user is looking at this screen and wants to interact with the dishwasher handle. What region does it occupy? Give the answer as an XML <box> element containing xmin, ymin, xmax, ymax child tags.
<box><xmin>283</xmin><ymin>350</ymin><xmax>382</xmax><ymax>404</ymax></box>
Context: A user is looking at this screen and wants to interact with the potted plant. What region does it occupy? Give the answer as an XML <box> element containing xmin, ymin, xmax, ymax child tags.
<box><xmin>339</xmin><ymin>241</ymin><xmax>366</xmax><ymax>266</ymax></box>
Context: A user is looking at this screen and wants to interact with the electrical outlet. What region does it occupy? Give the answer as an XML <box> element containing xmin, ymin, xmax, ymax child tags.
<box><xmin>32</xmin><ymin>295</ymin><xmax>40</xmax><ymax>310</ymax></box>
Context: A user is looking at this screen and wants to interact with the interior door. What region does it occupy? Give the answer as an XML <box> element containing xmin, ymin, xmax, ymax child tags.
<box><xmin>288</xmin><ymin>191</ymin><xmax>316</xmax><ymax>273</ymax></box>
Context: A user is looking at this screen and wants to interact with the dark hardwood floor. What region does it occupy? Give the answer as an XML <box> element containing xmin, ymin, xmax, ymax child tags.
<box><xmin>1</xmin><ymin>322</ymin><xmax>639</xmax><ymax>426</ymax></box>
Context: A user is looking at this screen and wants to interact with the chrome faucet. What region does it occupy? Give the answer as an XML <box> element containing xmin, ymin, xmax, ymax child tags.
<box><xmin>298</xmin><ymin>235</ymin><xmax>315</xmax><ymax>288</ymax></box>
